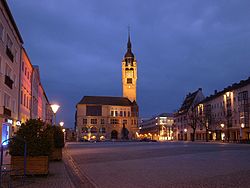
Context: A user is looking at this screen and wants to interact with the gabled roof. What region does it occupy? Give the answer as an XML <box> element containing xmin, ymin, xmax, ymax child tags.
<box><xmin>78</xmin><ymin>96</ymin><xmax>137</xmax><ymax>106</ymax></box>
<box><xmin>201</xmin><ymin>76</ymin><xmax>250</xmax><ymax>103</ymax></box>
<box><xmin>178</xmin><ymin>88</ymin><xmax>202</xmax><ymax>115</ymax></box>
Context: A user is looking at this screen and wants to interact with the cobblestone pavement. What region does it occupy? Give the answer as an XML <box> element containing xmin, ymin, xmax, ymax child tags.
<box><xmin>66</xmin><ymin>141</ymin><xmax>250</xmax><ymax>188</ymax></box>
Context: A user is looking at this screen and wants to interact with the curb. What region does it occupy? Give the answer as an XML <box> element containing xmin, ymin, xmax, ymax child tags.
<box><xmin>63</xmin><ymin>147</ymin><xmax>98</xmax><ymax>188</ymax></box>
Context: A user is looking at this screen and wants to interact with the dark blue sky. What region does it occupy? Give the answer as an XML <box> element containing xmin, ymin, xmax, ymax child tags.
<box><xmin>8</xmin><ymin>0</ymin><xmax>250</xmax><ymax>128</ymax></box>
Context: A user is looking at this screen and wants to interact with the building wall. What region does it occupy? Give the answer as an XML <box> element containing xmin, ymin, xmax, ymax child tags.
<box><xmin>174</xmin><ymin>89</ymin><xmax>205</xmax><ymax>141</ymax></box>
<box><xmin>196</xmin><ymin>83</ymin><xmax>250</xmax><ymax>142</ymax></box>
<box><xmin>76</xmin><ymin>104</ymin><xmax>138</xmax><ymax>141</ymax></box>
<box><xmin>31</xmin><ymin>67</ymin><xmax>39</xmax><ymax>119</ymax></box>
<box><xmin>139</xmin><ymin>114</ymin><xmax>174</xmax><ymax>141</ymax></box>
<box><xmin>19</xmin><ymin>48</ymin><xmax>32</xmax><ymax>124</ymax></box>
<box><xmin>0</xmin><ymin>1</ymin><xmax>22</xmax><ymax>142</ymax></box>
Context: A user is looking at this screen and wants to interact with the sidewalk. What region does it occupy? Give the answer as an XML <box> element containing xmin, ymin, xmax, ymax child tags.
<box><xmin>1</xmin><ymin>149</ymin><xmax>74</xmax><ymax>188</ymax></box>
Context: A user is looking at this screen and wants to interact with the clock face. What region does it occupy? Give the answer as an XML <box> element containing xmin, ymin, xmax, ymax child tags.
<box><xmin>126</xmin><ymin>70</ymin><xmax>133</xmax><ymax>77</ymax></box>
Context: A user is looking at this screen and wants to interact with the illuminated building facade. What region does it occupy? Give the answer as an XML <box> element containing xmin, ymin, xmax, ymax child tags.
<box><xmin>196</xmin><ymin>77</ymin><xmax>250</xmax><ymax>142</ymax></box>
<box><xmin>139</xmin><ymin>113</ymin><xmax>174</xmax><ymax>141</ymax></box>
<box><xmin>76</xmin><ymin>96</ymin><xmax>138</xmax><ymax>141</ymax></box>
<box><xmin>174</xmin><ymin>88</ymin><xmax>205</xmax><ymax>141</ymax></box>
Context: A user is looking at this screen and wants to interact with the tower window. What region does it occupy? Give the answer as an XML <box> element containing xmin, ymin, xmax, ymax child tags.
<box><xmin>127</xmin><ymin>78</ymin><xmax>132</xmax><ymax>84</ymax></box>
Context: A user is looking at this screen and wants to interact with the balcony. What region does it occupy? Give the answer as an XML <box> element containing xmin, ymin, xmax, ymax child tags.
<box><xmin>4</xmin><ymin>75</ymin><xmax>13</xmax><ymax>89</ymax></box>
<box><xmin>3</xmin><ymin>106</ymin><xmax>11</xmax><ymax>117</ymax></box>
<box><xmin>6</xmin><ymin>46</ymin><xmax>14</xmax><ymax>62</ymax></box>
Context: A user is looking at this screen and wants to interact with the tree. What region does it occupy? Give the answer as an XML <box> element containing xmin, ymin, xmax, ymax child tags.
<box><xmin>188</xmin><ymin>106</ymin><xmax>199</xmax><ymax>142</ymax></box>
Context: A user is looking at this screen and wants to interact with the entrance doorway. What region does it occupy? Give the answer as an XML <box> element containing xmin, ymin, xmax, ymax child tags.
<box><xmin>111</xmin><ymin>130</ymin><xmax>118</xmax><ymax>139</ymax></box>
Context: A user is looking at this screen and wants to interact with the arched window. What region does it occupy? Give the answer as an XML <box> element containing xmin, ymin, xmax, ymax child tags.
<box><xmin>90</xmin><ymin>126</ymin><xmax>97</xmax><ymax>133</ymax></box>
<box><xmin>99</xmin><ymin>127</ymin><xmax>106</xmax><ymax>133</ymax></box>
<box><xmin>81</xmin><ymin>127</ymin><xmax>88</xmax><ymax>133</ymax></box>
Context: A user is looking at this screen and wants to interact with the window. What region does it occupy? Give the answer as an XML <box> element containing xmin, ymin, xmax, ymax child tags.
<box><xmin>101</xmin><ymin>119</ymin><xmax>105</xmax><ymax>124</ymax></box>
<box><xmin>99</xmin><ymin>127</ymin><xmax>106</xmax><ymax>133</ymax></box>
<box><xmin>120</xmin><ymin>111</ymin><xmax>123</xmax><ymax>117</ymax></box>
<box><xmin>86</xmin><ymin>105</ymin><xmax>102</xmax><ymax>116</ymax></box>
<box><xmin>127</xmin><ymin>78</ymin><xmax>132</xmax><ymax>84</ymax></box>
<box><xmin>7</xmin><ymin>34</ymin><xmax>13</xmax><ymax>50</ymax></box>
<box><xmin>123</xmin><ymin>120</ymin><xmax>127</xmax><ymax>125</ymax></box>
<box><xmin>90</xmin><ymin>119</ymin><xmax>97</xmax><ymax>124</ymax></box>
<box><xmin>4</xmin><ymin>93</ymin><xmax>10</xmax><ymax>108</ymax></box>
<box><xmin>24</xmin><ymin>94</ymin><xmax>26</xmax><ymax>107</ymax></box>
<box><xmin>25</xmin><ymin>67</ymin><xmax>27</xmax><ymax>76</ymax></box>
<box><xmin>0</xmin><ymin>22</ymin><xmax>3</xmax><ymax>41</ymax></box>
<box><xmin>22</xmin><ymin>61</ymin><xmax>24</xmax><ymax>71</ymax></box>
<box><xmin>124</xmin><ymin>111</ymin><xmax>126</xmax><ymax>117</ymax></box>
<box><xmin>21</xmin><ymin>90</ymin><xmax>23</xmax><ymax>104</ymax></box>
<box><xmin>5</xmin><ymin>64</ymin><xmax>11</xmax><ymax>77</ymax></box>
<box><xmin>110</xmin><ymin>111</ymin><xmax>114</xmax><ymax>116</ymax></box>
<box><xmin>128</xmin><ymin>111</ymin><xmax>130</xmax><ymax>117</ymax></box>
<box><xmin>110</xmin><ymin>119</ymin><xmax>119</xmax><ymax>124</ymax></box>
<box><xmin>115</xmin><ymin>111</ymin><xmax>118</xmax><ymax>117</ymax></box>
<box><xmin>90</xmin><ymin>127</ymin><xmax>97</xmax><ymax>133</ymax></box>
<box><xmin>83</xmin><ymin>119</ymin><xmax>87</xmax><ymax>125</ymax></box>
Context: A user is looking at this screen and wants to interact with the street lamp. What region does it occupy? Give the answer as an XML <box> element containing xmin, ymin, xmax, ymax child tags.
<box><xmin>240</xmin><ymin>123</ymin><xmax>245</xmax><ymax>142</ymax></box>
<box><xmin>221</xmin><ymin>123</ymin><xmax>225</xmax><ymax>141</ymax></box>
<box><xmin>50</xmin><ymin>104</ymin><xmax>60</xmax><ymax>126</ymax></box>
<box><xmin>59</xmin><ymin>121</ymin><xmax>64</xmax><ymax>127</ymax></box>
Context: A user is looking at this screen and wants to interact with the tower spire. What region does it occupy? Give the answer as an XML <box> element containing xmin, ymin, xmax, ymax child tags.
<box><xmin>125</xmin><ymin>25</ymin><xmax>134</xmax><ymax>58</ymax></box>
<box><xmin>127</xmin><ymin>25</ymin><xmax>131</xmax><ymax>50</ymax></box>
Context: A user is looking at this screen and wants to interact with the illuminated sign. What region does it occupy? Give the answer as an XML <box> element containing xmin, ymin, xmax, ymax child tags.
<box><xmin>7</xmin><ymin>119</ymin><xmax>13</xmax><ymax>124</ymax></box>
<box><xmin>16</xmin><ymin>121</ymin><xmax>21</xmax><ymax>126</ymax></box>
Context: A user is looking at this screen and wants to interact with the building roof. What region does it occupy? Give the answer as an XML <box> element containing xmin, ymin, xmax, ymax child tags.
<box><xmin>178</xmin><ymin>88</ymin><xmax>202</xmax><ymax>115</ymax></box>
<box><xmin>78</xmin><ymin>96</ymin><xmax>137</xmax><ymax>106</ymax></box>
<box><xmin>2</xmin><ymin>0</ymin><xmax>23</xmax><ymax>43</ymax></box>
<box><xmin>201</xmin><ymin>76</ymin><xmax>250</xmax><ymax>103</ymax></box>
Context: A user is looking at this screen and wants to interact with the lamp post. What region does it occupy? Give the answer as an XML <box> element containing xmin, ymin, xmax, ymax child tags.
<box><xmin>221</xmin><ymin>123</ymin><xmax>225</xmax><ymax>141</ymax></box>
<box><xmin>50</xmin><ymin>104</ymin><xmax>60</xmax><ymax>126</ymax></box>
<box><xmin>59</xmin><ymin>121</ymin><xmax>64</xmax><ymax>127</ymax></box>
<box><xmin>240</xmin><ymin>123</ymin><xmax>245</xmax><ymax>142</ymax></box>
<box><xmin>184</xmin><ymin>128</ymin><xmax>187</xmax><ymax>141</ymax></box>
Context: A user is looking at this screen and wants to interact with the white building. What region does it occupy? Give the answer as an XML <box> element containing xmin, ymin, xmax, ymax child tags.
<box><xmin>0</xmin><ymin>0</ymin><xmax>23</xmax><ymax>143</ymax></box>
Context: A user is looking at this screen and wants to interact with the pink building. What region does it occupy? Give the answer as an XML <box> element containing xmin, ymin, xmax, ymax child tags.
<box><xmin>19</xmin><ymin>48</ymin><xmax>33</xmax><ymax>124</ymax></box>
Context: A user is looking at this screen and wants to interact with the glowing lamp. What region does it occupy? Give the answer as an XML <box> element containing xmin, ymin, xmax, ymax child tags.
<box><xmin>241</xmin><ymin>123</ymin><xmax>245</xmax><ymax>129</ymax></box>
<box><xmin>59</xmin><ymin>121</ymin><xmax>64</xmax><ymax>127</ymax></box>
<box><xmin>51</xmin><ymin>104</ymin><xmax>60</xmax><ymax>114</ymax></box>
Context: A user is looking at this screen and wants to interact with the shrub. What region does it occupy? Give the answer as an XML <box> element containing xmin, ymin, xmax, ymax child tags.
<box><xmin>9</xmin><ymin>119</ymin><xmax>53</xmax><ymax>156</ymax></box>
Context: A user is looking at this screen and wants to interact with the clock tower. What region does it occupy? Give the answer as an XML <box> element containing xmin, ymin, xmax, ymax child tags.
<box><xmin>122</xmin><ymin>32</ymin><xmax>137</xmax><ymax>102</ymax></box>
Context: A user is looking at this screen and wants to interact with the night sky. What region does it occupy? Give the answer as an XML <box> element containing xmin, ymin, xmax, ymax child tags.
<box><xmin>8</xmin><ymin>0</ymin><xmax>250</xmax><ymax>128</ymax></box>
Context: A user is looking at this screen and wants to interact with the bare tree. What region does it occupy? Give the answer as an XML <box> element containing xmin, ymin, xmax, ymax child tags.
<box><xmin>188</xmin><ymin>106</ymin><xmax>199</xmax><ymax>141</ymax></box>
